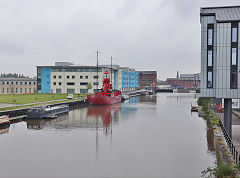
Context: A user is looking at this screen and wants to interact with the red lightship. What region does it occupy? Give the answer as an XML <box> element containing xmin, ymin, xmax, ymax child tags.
<box><xmin>87</xmin><ymin>70</ymin><xmax>121</xmax><ymax>105</ymax></box>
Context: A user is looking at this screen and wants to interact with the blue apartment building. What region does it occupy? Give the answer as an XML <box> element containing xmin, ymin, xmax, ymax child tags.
<box><xmin>121</xmin><ymin>68</ymin><xmax>138</xmax><ymax>91</ymax></box>
<box><xmin>37</xmin><ymin>62</ymin><xmax>138</xmax><ymax>93</ymax></box>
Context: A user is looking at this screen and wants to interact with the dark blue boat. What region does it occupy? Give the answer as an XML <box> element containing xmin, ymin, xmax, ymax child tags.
<box><xmin>27</xmin><ymin>105</ymin><xmax>69</xmax><ymax>119</ymax></box>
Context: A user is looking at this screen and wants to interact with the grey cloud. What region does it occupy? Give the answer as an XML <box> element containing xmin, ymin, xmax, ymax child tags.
<box><xmin>0</xmin><ymin>0</ymin><xmax>239</xmax><ymax>79</ymax></box>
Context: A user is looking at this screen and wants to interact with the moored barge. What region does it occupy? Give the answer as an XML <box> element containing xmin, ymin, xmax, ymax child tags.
<box><xmin>26</xmin><ymin>105</ymin><xmax>69</xmax><ymax>119</ymax></box>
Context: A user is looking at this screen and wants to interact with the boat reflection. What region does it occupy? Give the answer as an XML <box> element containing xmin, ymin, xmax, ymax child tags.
<box><xmin>24</xmin><ymin>103</ymin><xmax>126</xmax><ymax>132</ymax></box>
<box><xmin>23</xmin><ymin>97</ymin><xmax>157</xmax><ymax>131</ymax></box>
<box><xmin>87</xmin><ymin>103</ymin><xmax>121</xmax><ymax>134</ymax></box>
<box><xmin>25</xmin><ymin>115</ymin><xmax>68</xmax><ymax>130</ymax></box>
<box><xmin>0</xmin><ymin>125</ymin><xmax>10</xmax><ymax>135</ymax></box>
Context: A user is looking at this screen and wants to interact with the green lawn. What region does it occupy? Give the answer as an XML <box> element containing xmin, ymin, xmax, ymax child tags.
<box><xmin>0</xmin><ymin>98</ymin><xmax>85</xmax><ymax>112</ymax></box>
<box><xmin>0</xmin><ymin>94</ymin><xmax>87</xmax><ymax>104</ymax></box>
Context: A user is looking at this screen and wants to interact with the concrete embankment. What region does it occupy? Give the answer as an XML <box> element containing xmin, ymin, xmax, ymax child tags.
<box><xmin>0</xmin><ymin>99</ymin><xmax>89</xmax><ymax>119</ymax></box>
<box><xmin>198</xmin><ymin>99</ymin><xmax>240</xmax><ymax>176</ymax></box>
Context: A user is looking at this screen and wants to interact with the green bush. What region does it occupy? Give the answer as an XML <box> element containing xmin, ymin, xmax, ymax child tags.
<box><xmin>216</xmin><ymin>163</ymin><xmax>235</xmax><ymax>176</ymax></box>
<box><xmin>202</xmin><ymin>163</ymin><xmax>235</xmax><ymax>177</ymax></box>
<box><xmin>198</xmin><ymin>97</ymin><xmax>212</xmax><ymax>113</ymax></box>
<box><xmin>209</xmin><ymin>111</ymin><xmax>219</xmax><ymax>126</ymax></box>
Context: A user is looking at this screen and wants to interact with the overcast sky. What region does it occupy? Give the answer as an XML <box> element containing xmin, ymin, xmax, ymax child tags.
<box><xmin>0</xmin><ymin>0</ymin><xmax>239</xmax><ymax>80</ymax></box>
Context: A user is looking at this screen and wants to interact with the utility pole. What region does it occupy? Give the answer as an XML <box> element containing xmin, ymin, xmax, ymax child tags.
<box><xmin>96</xmin><ymin>50</ymin><xmax>100</xmax><ymax>91</ymax></box>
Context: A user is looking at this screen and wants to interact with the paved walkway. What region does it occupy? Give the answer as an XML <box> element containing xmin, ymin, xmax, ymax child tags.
<box><xmin>0</xmin><ymin>103</ymin><xmax>19</xmax><ymax>108</ymax></box>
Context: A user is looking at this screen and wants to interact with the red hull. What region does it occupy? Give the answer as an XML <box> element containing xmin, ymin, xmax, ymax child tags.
<box><xmin>87</xmin><ymin>95</ymin><xmax>121</xmax><ymax>105</ymax></box>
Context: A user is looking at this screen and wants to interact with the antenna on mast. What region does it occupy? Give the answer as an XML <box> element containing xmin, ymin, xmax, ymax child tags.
<box><xmin>96</xmin><ymin>50</ymin><xmax>100</xmax><ymax>90</ymax></box>
<box><xmin>109</xmin><ymin>56</ymin><xmax>113</xmax><ymax>84</ymax></box>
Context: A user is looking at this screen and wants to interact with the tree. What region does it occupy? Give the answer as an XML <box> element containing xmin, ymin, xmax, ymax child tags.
<box><xmin>87</xmin><ymin>83</ymin><xmax>92</xmax><ymax>90</ymax></box>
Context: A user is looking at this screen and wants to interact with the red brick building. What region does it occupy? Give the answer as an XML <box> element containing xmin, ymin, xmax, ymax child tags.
<box><xmin>137</xmin><ymin>71</ymin><xmax>157</xmax><ymax>89</ymax></box>
<box><xmin>166</xmin><ymin>78</ymin><xmax>200</xmax><ymax>89</ymax></box>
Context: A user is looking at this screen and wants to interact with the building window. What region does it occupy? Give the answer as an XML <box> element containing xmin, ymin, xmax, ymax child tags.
<box><xmin>11</xmin><ymin>82</ymin><xmax>14</xmax><ymax>84</ymax></box>
<box><xmin>59</xmin><ymin>76</ymin><xmax>62</xmax><ymax>79</ymax></box>
<box><xmin>72</xmin><ymin>76</ymin><xmax>75</xmax><ymax>79</ymax></box>
<box><xmin>56</xmin><ymin>89</ymin><xmax>61</xmax><ymax>93</ymax></box>
<box><xmin>7</xmin><ymin>88</ymin><xmax>9</xmax><ymax>93</ymax></box>
<box><xmin>16</xmin><ymin>82</ymin><xmax>18</xmax><ymax>85</ymax></box>
<box><xmin>80</xmin><ymin>89</ymin><xmax>88</xmax><ymax>94</ymax></box>
<box><xmin>80</xmin><ymin>82</ymin><xmax>88</xmax><ymax>85</ymax></box>
<box><xmin>67</xmin><ymin>82</ymin><xmax>75</xmax><ymax>85</ymax></box>
<box><xmin>67</xmin><ymin>76</ymin><xmax>70</xmax><ymax>79</ymax></box>
<box><xmin>53</xmin><ymin>75</ymin><xmax>56</xmax><ymax>79</ymax></box>
<box><xmin>93</xmin><ymin>82</ymin><xmax>99</xmax><ymax>85</ymax></box>
<box><xmin>232</xmin><ymin>48</ymin><xmax>237</xmax><ymax>65</ymax></box>
<box><xmin>207</xmin><ymin>24</ymin><xmax>214</xmax><ymax>88</ymax></box>
<box><xmin>2</xmin><ymin>82</ymin><xmax>4</xmax><ymax>85</ymax></box>
<box><xmin>16</xmin><ymin>88</ymin><xmax>18</xmax><ymax>93</ymax></box>
<box><xmin>93</xmin><ymin>76</ymin><xmax>99</xmax><ymax>79</ymax></box>
<box><xmin>85</xmin><ymin>76</ymin><xmax>88</xmax><ymax>79</ymax></box>
<box><xmin>33</xmin><ymin>82</ymin><xmax>36</xmax><ymax>85</ymax></box>
<box><xmin>20</xmin><ymin>82</ymin><xmax>22</xmax><ymax>85</ymax></box>
<box><xmin>232</xmin><ymin>27</ymin><xmax>238</xmax><ymax>42</ymax></box>
<box><xmin>80</xmin><ymin>76</ymin><xmax>83</xmax><ymax>79</ymax></box>
<box><xmin>2</xmin><ymin>88</ymin><xmax>4</xmax><ymax>93</ymax></box>
<box><xmin>53</xmin><ymin>82</ymin><xmax>56</xmax><ymax>85</ymax></box>
<box><xmin>20</xmin><ymin>88</ymin><xmax>22</xmax><ymax>93</ymax></box>
<box><xmin>25</xmin><ymin>82</ymin><xmax>27</xmax><ymax>85</ymax></box>
<box><xmin>230</xmin><ymin>22</ymin><xmax>238</xmax><ymax>89</ymax></box>
<box><xmin>208</xmin><ymin>28</ymin><xmax>213</xmax><ymax>45</ymax></box>
<box><xmin>25</xmin><ymin>88</ymin><xmax>27</xmax><ymax>93</ymax></box>
<box><xmin>231</xmin><ymin>71</ymin><xmax>237</xmax><ymax>89</ymax></box>
<box><xmin>59</xmin><ymin>82</ymin><xmax>61</xmax><ymax>85</ymax></box>
<box><xmin>67</xmin><ymin>89</ymin><xmax>75</xmax><ymax>93</ymax></box>
<box><xmin>208</xmin><ymin>50</ymin><xmax>213</xmax><ymax>66</ymax></box>
<box><xmin>29</xmin><ymin>82</ymin><xmax>31</xmax><ymax>85</ymax></box>
<box><xmin>29</xmin><ymin>88</ymin><xmax>31</xmax><ymax>93</ymax></box>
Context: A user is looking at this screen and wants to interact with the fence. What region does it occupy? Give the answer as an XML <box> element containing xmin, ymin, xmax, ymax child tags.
<box><xmin>219</xmin><ymin>119</ymin><xmax>240</xmax><ymax>164</ymax></box>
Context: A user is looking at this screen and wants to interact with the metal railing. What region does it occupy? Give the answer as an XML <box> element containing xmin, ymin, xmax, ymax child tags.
<box><xmin>219</xmin><ymin>119</ymin><xmax>240</xmax><ymax>164</ymax></box>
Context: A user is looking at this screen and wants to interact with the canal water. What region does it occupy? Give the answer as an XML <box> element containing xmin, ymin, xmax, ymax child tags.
<box><xmin>0</xmin><ymin>93</ymin><xmax>215</xmax><ymax>177</ymax></box>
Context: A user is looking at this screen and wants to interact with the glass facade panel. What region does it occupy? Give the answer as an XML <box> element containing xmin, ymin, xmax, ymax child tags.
<box><xmin>208</xmin><ymin>50</ymin><xmax>212</xmax><ymax>66</ymax></box>
<box><xmin>207</xmin><ymin>71</ymin><xmax>213</xmax><ymax>88</ymax></box>
<box><xmin>208</xmin><ymin>29</ymin><xmax>213</xmax><ymax>45</ymax></box>
<box><xmin>232</xmin><ymin>48</ymin><xmax>237</xmax><ymax>65</ymax></box>
<box><xmin>232</xmin><ymin>27</ymin><xmax>238</xmax><ymax>42</ymax></box>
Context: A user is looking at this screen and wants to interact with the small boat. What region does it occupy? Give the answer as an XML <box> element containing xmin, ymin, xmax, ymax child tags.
<box><xmin>0</xmin><ymin>115</ymin><xmax>10</xmax><ymax>126</ymax></box>
<box><xmin>87</xmin><ymin>70</ymin><xmax>122</xmax><ymax>105</ymax></box>
<box><xmin>26</xmin><ymin>105</ymin><xmax>69</xmax><ymax>119</ymax></box>
<box><xmin>191</xmin><ymin>101</ymin><xmax>198</xmax><ymax>112</ymax></box>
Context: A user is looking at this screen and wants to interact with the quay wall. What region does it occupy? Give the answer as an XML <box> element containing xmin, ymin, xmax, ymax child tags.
<box><xmin>0</xmin><ymin>99</ymin><xmax>89</xmax><ymax>118</ymax></box>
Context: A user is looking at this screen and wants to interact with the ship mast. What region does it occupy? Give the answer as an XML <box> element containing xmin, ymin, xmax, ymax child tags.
<box><xmin>109</xmin><ymin>56</ymin><xmax>113</xmax><ymax>84</ymax></box>
<box><xmin>96</xmin><ymin>50</ymin><xmax>100</xmax><ymax>91</ymax></box>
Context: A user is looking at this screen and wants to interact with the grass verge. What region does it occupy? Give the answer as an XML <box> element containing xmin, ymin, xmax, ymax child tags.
<box><xmin>0</xmin><ymin>94</ymin><xmax>87</xmax><ymax>104</ymax></box>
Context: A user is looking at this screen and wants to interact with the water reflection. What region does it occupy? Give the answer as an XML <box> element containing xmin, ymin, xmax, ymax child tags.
<box><xmin>138</xmin><ymin>95</ymin><xmax>157</xmax><ymax>103</ymax></box>
<box><xmin>0</xmin><ymin>94</ymin><xmax>216</xmax><ymax>177</ymax></box>
<box><xmin>207</xmin><ymin>120</ymin><xmax>215</xmax><ymax>153</ymax></box>
<box><xmin>0</xmin><ymin>125</ymin><xmax>9</xmax><ymax>135</ymax></box>
<box><xmin>24</xmin><ymin>103</ymin><xmax>133</xmax><ymax>132</ymax></box>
